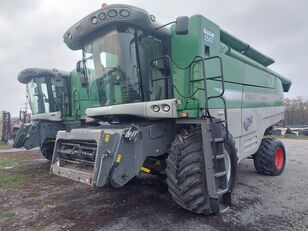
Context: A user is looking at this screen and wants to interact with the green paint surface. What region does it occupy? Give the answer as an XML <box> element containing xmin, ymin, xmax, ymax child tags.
<box><xmin>64</xmin><ymin>70</ymin><xmax>100</xmax><ymax>121</ymax></box>
<box><xmin>171</xmin><ymin>15</ymin><xmax>288</xmax><ymax>118</ymax></box>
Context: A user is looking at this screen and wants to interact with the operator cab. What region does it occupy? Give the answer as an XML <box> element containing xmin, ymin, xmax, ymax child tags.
<box><xmin>83</xmin><ymin>24</ymin><xmax>171</xmax><ymax>106</ymax></box>
<box><xmin>64</xmin><ymin>4</ymin><xmax>186</xmax><ymax>120</ymax></box>
<box><xmin>18</xmin><ymin>68</ymin><xmax>70</xmax><ymax>121</ymax></box>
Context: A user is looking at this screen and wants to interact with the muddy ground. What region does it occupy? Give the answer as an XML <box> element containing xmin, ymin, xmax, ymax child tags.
<box><xmin>0</xmin><ymin>139</ymin><xmax>307</xmax><ymax>231</ymax></box>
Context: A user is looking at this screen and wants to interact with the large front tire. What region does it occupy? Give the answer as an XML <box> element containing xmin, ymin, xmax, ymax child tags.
<box><xmin>165</xmin><ymin>126</ymin><xmax>237</xmax><ymax>214</ymax></box>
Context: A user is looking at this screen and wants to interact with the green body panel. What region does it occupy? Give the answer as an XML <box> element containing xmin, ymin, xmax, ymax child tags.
<box><xmin>220</xmin><ymin>29</ymin><xmax>274</xmax><ymax>67</ymax></box>
<box><xmin>171</xmin><ymin>15</ymin><xmax>290</xmax><ymax>117</ymax></box>
<box><xmin>64</xmin><ymin>70</ymin><xmax>100</xmax><ymax>121</ymax></box>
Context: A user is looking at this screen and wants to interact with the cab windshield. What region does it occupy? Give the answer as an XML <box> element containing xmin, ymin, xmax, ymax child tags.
<box><xmin>83</xmin><ymin>25</ymin><xmax>171</xmax><ymax>107</ymax></box>
<box><xmin>27</xmin><ymin>77</ymin><xmax>68</xmax><ymax>115</ymax></box>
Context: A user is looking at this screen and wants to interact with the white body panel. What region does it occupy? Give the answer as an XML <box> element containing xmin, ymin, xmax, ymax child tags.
<box><xmin>86</xmin><ymin>98</ymin><xmax>178</xmax><ymax>119</ymax></box>
<box><xmin>210</xmin><ymin>106</ymin><xmax>284</xmax><ymax>162</ymax></box>
<box><xmin>31</xmin><ymin>111</ymin><xmax>62</xmax><ymax>121</ymax></box>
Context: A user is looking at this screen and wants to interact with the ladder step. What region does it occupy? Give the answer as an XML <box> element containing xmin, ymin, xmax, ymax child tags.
<box><xmin>211</xmin><ymin>138</ymin><xmax>224</xmax><ymax>143</ymax></box>
<box><xmin>217</xmin><ymin>188</ymin><xmax>228</xmax><ymax>195</ymax></box>
<box><xmin>214</xmin><ymin>171</ymin><xmax>227</xmax><ymax>177</ymax></box>
<box><xmin>214</xmin><ymin>154</ymin><xmax>225</xmax><ymax>159</ymax></box>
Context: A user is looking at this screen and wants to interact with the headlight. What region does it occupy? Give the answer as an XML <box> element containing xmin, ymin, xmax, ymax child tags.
<box><xmin>90</xmin><ymin>16</ymin><xmax>98</xmax><ymax>24</ymax></box>
<box><xmin>163</xmin><ymin>105</ymin><xmax>170</xmax><ymax>112</ymax></box>
<box><xmin>153</xmin><ymin>105</ymin><xmax>160</xmax><ymax>112</ymax></box>
<box><xmin>119</xmin><ymin>9</ymin><xmax>130</xmax><ymax>17</ymax></box>
<box><xmin>107</xmin><ymin>9</ymin><xmax>118</xmax><ymax>17</ymax></box>
<box><xmin>98</xmin><ymin>12</ymin><xmax>106</xmax><ymax>20</ymax></box>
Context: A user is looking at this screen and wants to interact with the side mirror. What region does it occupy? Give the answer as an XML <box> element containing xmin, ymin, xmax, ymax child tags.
<box><xmin>175</xmin><ymin>16</ymin><xmax>189</xmax><ymax>35</ymax></box>
<box><xmin>76</xmin><ymin>60</ymin><xmax>84</xmax><ymax>73</ymax></box>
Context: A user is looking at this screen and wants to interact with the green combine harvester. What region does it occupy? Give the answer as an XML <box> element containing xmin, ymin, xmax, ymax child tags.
<box><xmin>13</xmin><ymin>68</ymin><xmax>98</xmax><ymax>160</ymax></box>
<box><xmin>50</xmin><ymin>4</ymin><xmax>292</xmax><ymax>214</ymax></box>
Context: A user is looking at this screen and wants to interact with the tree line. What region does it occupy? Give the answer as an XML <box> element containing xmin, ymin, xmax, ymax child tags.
<box><xmin>284</xmin><ymin>97</ymin><xmax>308</xmax><ymax>126</ymax></box>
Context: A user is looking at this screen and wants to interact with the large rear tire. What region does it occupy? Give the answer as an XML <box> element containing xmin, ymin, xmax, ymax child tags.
<box><xmin>165</xmin><ymin>126</ymin><xmax>237</xmax><ymax>214</ymax></box>
<box><xmin>253</xmin><ymin>138</ymin><xmax>286</xmax><ymax>176</ymax></box>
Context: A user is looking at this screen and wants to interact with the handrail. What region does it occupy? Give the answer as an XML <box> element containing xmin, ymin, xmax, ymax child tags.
<box><xmin>187</xmin><ymin>55</ymin><xmax>229</xmax><ymax>145</ymax></box>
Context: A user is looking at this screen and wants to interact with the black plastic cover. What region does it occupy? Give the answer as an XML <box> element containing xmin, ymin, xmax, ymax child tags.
<box><xmin>18</xmin><ymin>68</ymin><xmax>69</xmax><ymax>84</ymax></box>
<box><xmin>63</xmin><ymin>4</ymin><xmax>171</xmax><ymax>50</ymax></box>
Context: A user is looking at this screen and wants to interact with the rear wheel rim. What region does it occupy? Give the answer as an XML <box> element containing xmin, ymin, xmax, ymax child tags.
<box><xmin>274</xmin><ymin>147</ymin><xmax>284</xmax><ymax>170</ymax></box>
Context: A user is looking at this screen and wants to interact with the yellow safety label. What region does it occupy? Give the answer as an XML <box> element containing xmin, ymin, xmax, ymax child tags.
<box><xmin>140</xmin><ymin>166</ymin><xmax>151</xmax><ymax>173</ymax></box>
<box><xmin>104</xmin><ymin>134</ymin><xmax>110</xmax><ymax>143</ymax></box>
<box><xmin>116</xmin><ymin>154</ymin><xmax>122</xmax><ymax>163</ymax></box>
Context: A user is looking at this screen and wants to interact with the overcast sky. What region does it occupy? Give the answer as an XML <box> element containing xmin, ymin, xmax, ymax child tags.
<box><xmin>0</xmin><ymin>0</ymin><xmax>307</xmax><ymax>116</ymax></box>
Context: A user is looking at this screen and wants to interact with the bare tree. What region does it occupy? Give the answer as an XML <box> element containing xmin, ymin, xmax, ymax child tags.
<box><xmin>284</xmin><ymin>97</ymin><xmax>308</xmax><ymax>126</ymax></box>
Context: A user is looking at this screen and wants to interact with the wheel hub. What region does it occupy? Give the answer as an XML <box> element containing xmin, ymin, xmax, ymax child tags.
<box><xmin>274</xmin><ymin>147</ymin><xmax>284</xmax><ymax>170</ymax></box>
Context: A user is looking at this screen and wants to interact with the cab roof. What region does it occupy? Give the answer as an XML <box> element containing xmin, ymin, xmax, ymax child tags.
<box><xmin>63</xmin><ymin>4</ymin><xmax>171</xmax><ymax>50</ymax></box>
<box><xmin>18</xmin><ymin>68</ymin><xmax>69</xmax><ymax>84</ymax></box>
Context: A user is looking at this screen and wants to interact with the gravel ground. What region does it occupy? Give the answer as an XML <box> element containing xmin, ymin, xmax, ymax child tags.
<box><xmin>0</xmin><ymin>138</ymin><xmax>307</xmax><ymax>231</ymax></box>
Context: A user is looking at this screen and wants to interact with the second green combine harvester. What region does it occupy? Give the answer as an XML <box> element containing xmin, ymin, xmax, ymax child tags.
<box><xmin>50</xmin><ymin>4</ymin><xmax>291</xmax><ymax>214</ymax></box>
<box><xmin>13</xmin><ymin>68</ymin><xmax>98</xmax><ymax>160</ymax></box>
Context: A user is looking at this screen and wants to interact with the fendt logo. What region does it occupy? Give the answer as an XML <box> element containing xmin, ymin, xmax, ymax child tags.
<box><xmin>243</xmin><ymin>115</ymin><xmax>253</xmax><ymax>131</ymax></box>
